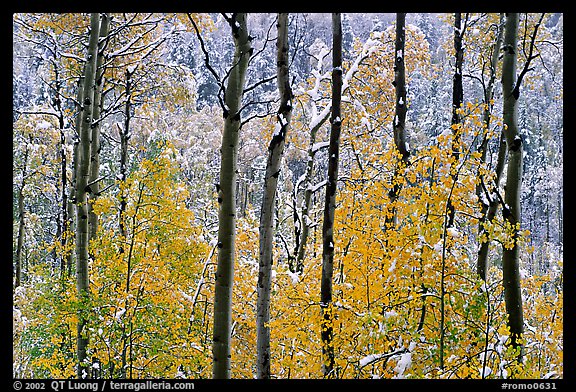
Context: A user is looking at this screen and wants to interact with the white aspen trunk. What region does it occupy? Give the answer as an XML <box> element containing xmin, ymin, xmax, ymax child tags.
<box><xmin>88</xmin><ymin>13</ymin><xmax>110</xmax><ymax>241</ymax></box>
<box><xmin>118</xmin><ymin>66</ymin><xmax>134</xmax><ymax>254</ymax></box>
<box><xmin>75</xmin><ymin>13</ymin><xmax>101</xmax><ymax>379</ymax></box>
<box><xmin>294</xmin><ymin>113</ymin><xmax>328</xmax><ymax>272</ymax></box>
<box><xmin>256</xmin><ymin>13</ymin><xmax>292</xmax><ymax>379</ymax></box>
<box><xmin>477</xmin><ymin>13</ymin><xmax>505</xmax><ymax>280</ymax></box>
<box><xmin>212</xmin><ymin>13</ymin><xmax>252</xmax><ymax>379</ymax></box>
<box><xmin>501</xmin><ymin>12</ymin><xmax>524</xmax><ymax>361</ymax></box>
<box><xmin>66</xmin><ymin>74</ymin><xmax>84</xmax><ymax>278</ymax></box>
<box><xmin>15</xmin><ymin>144</ymin><xmax>29</xmax><ymax>289</ymax></box>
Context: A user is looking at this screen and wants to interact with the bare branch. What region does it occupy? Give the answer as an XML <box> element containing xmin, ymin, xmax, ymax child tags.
<box><xmin>514</xmin><ymin>13</ymin><xmax>545</xmax><ymax>98</ymax></box>
<box><xmin>187</xmin><ymin>13</ymin><xmax>225</xmax><ymax>110</ymax></box>
<box><xmin>243</xmin><ymin>75</ymin><xmax>277</xmax><ymax>95</ymax></box>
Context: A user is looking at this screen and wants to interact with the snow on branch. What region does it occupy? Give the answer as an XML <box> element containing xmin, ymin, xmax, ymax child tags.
<box><xmin>311</xmin><ymin>141</ymin><xmax>330</xmax><ymax>153</ymax></box>
<box><xmin>308</xmin><ymin>179</ymin><xmax>327</xmax><ymax>193</ymax></box>
<box><xmin>306</xmin><ymin>36</ymin><xmax>381</xmax><ymax>135</ymax></box>
<box><xmin>358</xmin><ymin>347</ymin><xmax>407</xmax><ymax>368</ymax></box>
<box><xmin>342</xmin><ymin>37</ymin><xmax>382</xmax><ymax>92</ymax></box>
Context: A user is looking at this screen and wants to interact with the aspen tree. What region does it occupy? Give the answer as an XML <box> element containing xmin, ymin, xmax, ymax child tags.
<box><xmin>212</xmin><ymin>13</ymin><xmax>252</xmax><ymax>379</ymax></box>
<box><xmin>88</xmin><ymin>13</ymin><xmax>110</xmax><ymax>241</ymax></box>
<box><xmin>439</xmin><ymin>14</ymin><xmax>467</xmax><ymax>369</ymax></box>
<box><xmin>66</xmin><ymin>75</ymin><xmax>84</xmax><ymax>277</ymax></box>
<box><xmin>392</xmin><ymin>13</ymin><xmax>409</xmax><ymax>163</ymax></box>
<box><xmin>385</xmin><ymin>12</ymin><xmax>410</xmax><ymax>230</ymax></box>
<box><xmin>256</xmin><ymin>13</ymin><xmax>292</xmax><ymax>379</ymax></box>
<box><xmin>320</xmin><ymin>13</ymin><xmax>342</xmax><ymax>378</ymax></box>
<box><xmin>476</xmin><ymin>14</ymin><xmax>505</xmax><ymax>280</ymax></box>
<box><xmin>501</xmin><ymin>12</ymin><xmax>524</xmax><ymax>361</ymax></box>
<box><xmin>501</xmin><ymin>12</ymin><xmax>544</xmax><ymax>362</ymax></box>
<box><xmin>74</xmin><ymin>13</ymin><xmax>100</xmax><ymax>379</ymax></box>
<box><xmin>447</xmin><ymin>12</ymin><xmax>465</xmax><ymax>228</ymax></box>
<box><xmin>14</xmin><ymin>142</ymin><xmax>30</xmax><ymax>289</ymax></box>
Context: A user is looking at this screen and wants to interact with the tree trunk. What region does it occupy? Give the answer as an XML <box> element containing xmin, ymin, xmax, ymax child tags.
<box><xmin>293</xmin><ymin>46</ymin><xmax>332</xmax><ymax>272</ymax></box>
<box><xmin>451</xmin><ymin>12</ymin><xmax>464</xmax><ymax>159</ymax></box>
<box><xmin>293</xmin><ymin>112</ymin><xmax>328</xmax><ymax>272</ymax></box>
<box><xmin>501</xmin><ymin>12</ymin><xmax>524</xmax><ymax>361</ymax></box>
<box><xmin>66</xmin><ymin>74</ymin><xmax>84</xmax><ymax>278</ymax></box>
<box><xmin>118</xmin><ymin>66</ymin><xmax>134</xmax><ymax>255</ymax></box>
<box><xmin>15</xmin><ymin>143</ymin><xmax>29</xmax><ymax>290</ymax></box>
<box><xmin>320</xmin><ymin>13</ymin><xmax>342</xmax><ymax>379</ymax></box>
<box><xmin>75</xmin><ymin>13</ymin><xmax>101</xmax><ymax>379</ymax></box>
<box><xmin>385</xmin><ymin>12</ymin><xmax>410</xmax><ymax>231</ymax></box>
<box><xmin>49</xmin><ymin>63</ymin><xmax>70</xmax><ymax>281</ymax></box>
<box><xmin>477</xmin><ymin>132</ymin><xmax>507</xmax><ymax>279</ymax></box>
<box><xmin>212</xmin><ymin>12</ymin><xmax>252</xmax><ymax>379</ymax></box>
<box><xmin>88</xmin><ymin>13</ymin><xmax>110</xmax><ymax>242</ymax></box>
<box><xmin>392</xmin><ymin>13</ymin><xmax>409</xmax><ymax>164</ymax></box>
<box><xmin>476</xmin><ymin>13</ymin><xmax>505</xmax><ymax>280</ymax></box>
<box><xmin>256</xmin><ymin>12</ymin><xmax>292</xmax><ymax>379</ymax></box>
<box><xmin>447</xmin><ymin>13</ymin><xmax>465</xmax><ymax>229</ymax></box>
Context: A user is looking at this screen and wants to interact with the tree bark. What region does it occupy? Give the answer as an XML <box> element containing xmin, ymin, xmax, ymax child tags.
<box><xmin>447</xmin><ymin>13</ymin><xmax>465</xmax><ymax>229</ymax></box>
<box><xmin>256</xmin><ymin>12</ymin><xmax>292</xmax><ymax>379</ymax></box>
<box><xmin>48</xmin><ymin>62</ymin><xmax>70</xmax><ymax>281</ymax></box>
<box><xmin>320</xmin><ymin>13</ymin><xmax>342</xmax><ymax>379</ymax></box>
<box><xmin>293</xmin><ymin>113</ymin><xmax>328</xmax><ymax>272</ymax></box>
<box><xmin>385</xmin><ymin>12</ymin><xmax>410</xmax><ymax>231</ymax></box>
<box><xmin>15</xmin><ymin>143</ymin><xmax>29</xmax><ymax>290</ymax></box>
<box><xmin>451</xmin><ymin>12</ymin><xmax>464</xmax><ymax>159</ymax></box>
<box><xmin>75</xmin><ymin>13</ymin><xmax>101</xmax><ymax>379</ymax></box>
<box><xmin>293</xmin><ymin>47</ymin><xmax>332</xmax><ymax>273</ymax></box>
<box><xmin>88</xmin><ymin>13</ymin><xmax>110</xmax><ymax>242</ymax></box>
<box><xmin>118</xmin><ymin>66</ymin><xmax>134</xmax><ymax>254</ymax></box>
<box><xmin>477</xmin><ymin>132</ymin><xmax>507</xmax><ymax>279</ymax></box>
<box><xmin>393</xmin><ymin>13</ymin><xmax>409</xmax><ymax>164</ymax></box>
<box><xmin>501</xmin><ymin>12</ymin><xmax>524</xmax><ymax>360</ymax></box>
<box><xmin>212</xmin><ymin>13</ymin><xmax>252</xmax><ymax>379</ymax></box>
<box><xmin>66</xmin><ymin>74</ymin><xmax>84</xmax><ymax>278</ymax></box>
<box><xmin>476</xmin><ymin>14</ymin><xmax>505</xmax><ymax>280</ymax></box>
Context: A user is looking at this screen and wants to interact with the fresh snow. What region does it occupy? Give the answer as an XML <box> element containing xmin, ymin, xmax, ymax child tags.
<box><xmin>309</xmin><ymin>179</ymin><xmax>327</xmax><ymax>193</ymax></box>
<box><xmin>114</xmin><ymin>308</ymin><xmax>126</xmax><ymax>320</ymax></box>
<box><xmin>286</xmin><ymin>270</ymin><xmax>300</xmax><ymax>284</ymax></box>
<box><xmin>36</xmin><ymin>120</ymin><xmax>52</xmax><ymax>130</ymax></box>
<box><xmin>393</xmin><ymin>351</ymin><xmax>412</xmax><ymax>378</ymax></box>
<box><xmin>433</xmin><ymin>240</ymin><xmax>443</xmax><ymax>253</ymax></box>
<box><xmin>311</xmin><ymin>141</ymin><xmax>330</xmax><ymax>153</ymax></box>
<box><xmin>479</xmin><ymin>365</ymin><xmax>492</xmax><ymax>377</ymax></box>
<box><xmin>447</xmin><ymin>227</ymin><xmax>460</xmax><ymax>238</ymax></box>
<box><xmin>272</xmin><ymin>123</ymin><xmax>283</xmax><ymax>137</ymax></box>
<box><xmin>361</xmin><ymin>117</ymin><xmax>371</xmax><ymax>128</ymax></box>
<box><xmin>179</xmin><ymin>289</ymin><xmax>193</xmax><ymax>302</ymax></box>
<box><xmin>359</xmin><ymin>353</ymin><xmax>385</xmax><ymax>367</ymax></box>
